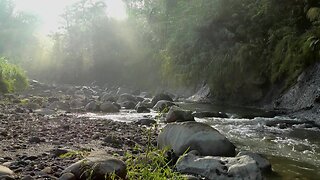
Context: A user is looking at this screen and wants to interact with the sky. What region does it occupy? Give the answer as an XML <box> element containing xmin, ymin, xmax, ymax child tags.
<box><xmin>14</xmin><ymin>0</ymin><xmax>128</xmax><ymax>34</ymax></box>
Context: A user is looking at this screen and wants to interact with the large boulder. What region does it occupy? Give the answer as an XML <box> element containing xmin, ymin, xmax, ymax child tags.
<box><xmin>151</xmin><ymin>93</ymin><xmax>173</xmax><ymax>106</ymax></box>
<box><xmin>176</xmin><ymin>152</ymin><xmax>262</xmax><ymax>180</ymax></box>
<box><xmin>157</xmin><ymin>121</ymin><xmax>236</xmax><ymax>156</ymax></box>
<box><xmin>100</xmin><ymin>102</ymin><xmax>120</xmax><ymax>113</ymax></box>
<box><xmin>166</xmin><ymin>106</ymin><xmax>195</xmax><ymax>123</ymax></box>
<box><xmin>153</xmin><ymin>100</ymin><xmax>175</xmax><ymax>112</ymax></box>
<box><xmin>187</xmin><ymin>83</ymin><xmax>211</xmax><ymax>103</ymax></box>
<box><xmin>61</xmin><ymin>152</ymin><xmax>126</xmax><ymax>180</ymax></box>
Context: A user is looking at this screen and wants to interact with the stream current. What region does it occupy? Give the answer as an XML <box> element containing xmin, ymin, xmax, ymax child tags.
<box><xmin>79</xmin><ymin>102</ymin><xmax>320</xmax><ymax>179</ymax></box>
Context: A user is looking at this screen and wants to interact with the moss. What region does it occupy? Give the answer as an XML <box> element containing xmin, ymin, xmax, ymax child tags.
<box><xmin>307</xmin><ymin>7</ymin><xmax>320</xmax><ymax>22</ymax></box>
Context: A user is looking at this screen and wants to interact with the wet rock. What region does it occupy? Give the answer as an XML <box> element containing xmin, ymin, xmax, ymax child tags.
<box><xmin>120</xmin><ymin>101</ymin><xmax>136</xmax><ymax>109</ymax></box>
<box><xmin>237</xmin><ymin>151</ymin><xmax>272</xmax><ymax>173</ymax></box>
<box><xmin>100</xmin><ymin>102</ymin><xmax>120</xmax><ymax>113</ymax></box>
<box><xmin>187</xmin><ymin>83</ymin><xmax>211</xmax><ymax>103</ymax></box>
<box><xmin>151</xmin><ymin>93</ymin><xmax>173</xmax><ymax>106</ymax></box>
<box><xmin>176</xmin><ymin>152</ymin><xmax>262</xmax><ymax>180</ymax></box>
<box><xmin>0</xmin><ymin>165</ymin><xmax>14</xmax><ymax>176</ymax></box>
<box><xmin>193</xmin><ymin>111</ymin><xmax>228</xmax><ymax>118</ymax></box>
<box><xmin>134</xmin><ymin>118</ymin><xmax>156</xmax><ymax>126</ymax></box>
<box><xmin>157</xmin><ymin>121</ymin><xmax>236</xmax><ymax>156</ymax></box>
<box><xmin>136</xmin><ymin>106</ymin><xmax>150</xmax><ymax>113</ymax></box>
<box><xmin>85</xmin><ymin>101</ymin><xmax>99</xmax><ymax>112</ymax></box>
<box><xmin>166</xmin><ymin>106</ymin><xmax>195</xmax><ymax>123</ymax></box>
<box><xmin>153</xmin><ymin>100</ymin><xmax>175</xmax><ymax>112</ymax></box>
<box><xmin>61</xmin><ymin>153</ymin><xmax>126</xmax><ymax>180</ymax></box>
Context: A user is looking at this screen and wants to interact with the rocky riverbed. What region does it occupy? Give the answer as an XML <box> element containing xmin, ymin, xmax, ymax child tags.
<box><xmin>1</xmin><ymin>80</ymin><xmax>319</xmax><ymax>179</ymax></box>
<box><xmin>0</xmin><ymin>103</ymin><xmax>157</xmax><ymax>179</ymax></box>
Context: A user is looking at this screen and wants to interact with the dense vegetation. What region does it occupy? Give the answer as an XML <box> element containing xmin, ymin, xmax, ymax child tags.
<box><xmin>1</xmin><ymin>0</ymin><xmax>320</xmax><ymax>104</ymax></box>
<box><xmin>125</xmin><ymin>0</ymin><xmax>320</xmax><ymax>103</ymax></box>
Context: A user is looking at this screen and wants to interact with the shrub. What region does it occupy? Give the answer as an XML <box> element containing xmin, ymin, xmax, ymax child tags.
<box><xmin>0</xmin><ymin>57</ymin><xmax>28</xmax><ymax>93</ymax></box>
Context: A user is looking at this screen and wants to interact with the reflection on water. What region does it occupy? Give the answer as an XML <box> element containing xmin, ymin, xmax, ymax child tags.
<box><xmin>79</xmin><ymin>102</ymin><xmax>320</xmax><ymax>179</ymax></box>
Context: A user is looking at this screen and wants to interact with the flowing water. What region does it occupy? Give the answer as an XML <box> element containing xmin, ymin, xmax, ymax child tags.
<box><xmin>80</xmin><ymin>102</ymin><xmax>320</xmax><ymax>179</ymax></box>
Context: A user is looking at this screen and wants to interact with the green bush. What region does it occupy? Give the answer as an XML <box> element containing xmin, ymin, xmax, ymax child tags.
<box><xmin>0</xmin><ymin>57</ymin><xmax>28</xmax><ymax>93</ymax></box>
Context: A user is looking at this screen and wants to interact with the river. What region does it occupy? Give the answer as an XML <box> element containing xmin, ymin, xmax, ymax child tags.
<box><xmin>79</xmin><ymin>102</ymin><xmax>320</xmax><ymax>179</ymax></box>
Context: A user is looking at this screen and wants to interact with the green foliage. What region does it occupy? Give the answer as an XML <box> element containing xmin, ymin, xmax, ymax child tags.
<box><xmin>124</xmin><ymin>146</ymin><xmax>185</xmax><ymax>180</ymax></box>
<box><xmin>0</xmin><ymin>57</ymin><xmax>28</xmax><ymax>93</ymax></box>
<box><xmin>125</xmin><ymin>0</ymin><xmax>319</xmax><ymax>103</ymax></box>
<box><xmin>59</xmin><ymin>150</ymin><xmax>90</xmax><ymax>159</ymax></box>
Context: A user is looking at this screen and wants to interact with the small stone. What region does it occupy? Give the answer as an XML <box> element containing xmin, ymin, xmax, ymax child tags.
<box><xmin>28</xmin><ymin>137</ymin><xmax>41</xmax><ymax>144</ymax></box>
<box><xmin>42</xmin><ymin>167</ymin><xmax>53</xmax><ymax>174</ymax></box>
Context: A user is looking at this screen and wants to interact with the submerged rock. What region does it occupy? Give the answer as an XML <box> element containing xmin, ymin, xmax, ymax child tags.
<box><xmin>176</xmin><ymin>152</ymin><xmax>262</xmax><ymax>180</ymax></box>
<box><xmin>193</xmin><ymin>111</ymin><xmax>228</xmax><ymax>118</ymax></box>
<box><xmin>157</xmin><ymin>121</ymin><xmax>236</xmax><ymax>156</ymax></box>
<box><xmin>85</xmin><ymin>101</ymin><xmax>99</xmax><ymax>112</ymax></box>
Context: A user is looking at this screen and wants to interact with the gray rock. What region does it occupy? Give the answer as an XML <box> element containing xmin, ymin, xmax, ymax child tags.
<box><xmin>85</xmin><ymin>101</ymin><xmax>99</xmax><ymax>112</ymax></box>
<box><xmin>176</xmin><ymin>152</ymin><xmax>262</xmax><ymax>180</ymax></box>
<box><xmin>157</xmin><ymin>121</ymin><xmax>236</xmax><ymax>156</ymax></box>
<box><xmin>237</xmin><ymin>151</ymin><xmax>272</xmax><ymax>173</ymax></box>
<box><xmin>166</xmin><ymin>106</ymin><xmax>195</xmax><ymax>123</ymax></box>
<box><xmin>153</xmin><ymin>100</ymin><xmax>175</xmax><ymax>112</ymax></box>
<box><xmin>187</xmin><ymin>83</ymin><xmax>211</xmax><ymax>103</ymax></box>
<box><xmin>61</xmin><ymin>153</ymin><xmax>126</xmax><ymax>180</ymax></box>
<box><xmin>100</xmin><ymin>102</ymin><xmax>120</xmax><ymax>113</ymax></box>
<box><xmin>151</xmin><ymin>93</ymin><xmax>173</xmax><ymax>106</ymax></box>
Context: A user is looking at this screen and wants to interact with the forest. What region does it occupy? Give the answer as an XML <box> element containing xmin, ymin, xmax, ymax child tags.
<box><xmin>0</xmin><ymin>0</ymin><xmax>319</xmax><ymax>104</ymax></box>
